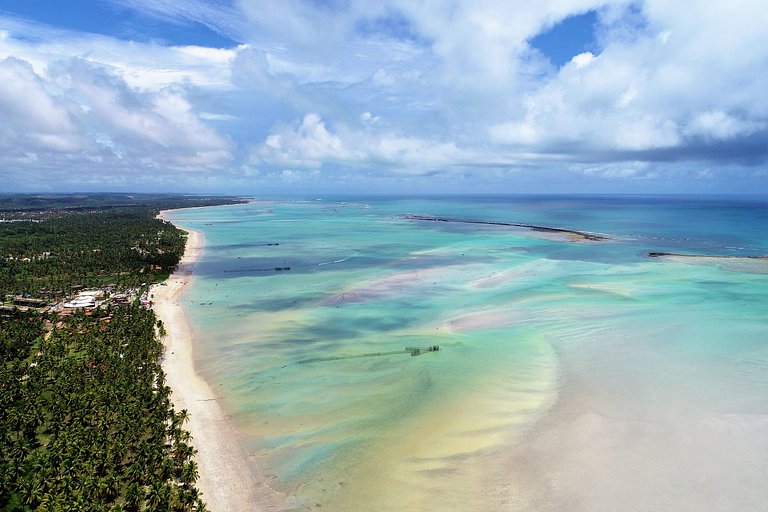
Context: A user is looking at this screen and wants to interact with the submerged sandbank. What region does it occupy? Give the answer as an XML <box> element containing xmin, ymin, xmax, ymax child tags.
<box><xmin>152</xmin><ymin>212</ymin><xmax>283</xmax><ymax>512</ymax></box>
<box><xmin>648</xmin><ymin>252</ymin><xmax>768</xmax><ymax>273</ymax></box>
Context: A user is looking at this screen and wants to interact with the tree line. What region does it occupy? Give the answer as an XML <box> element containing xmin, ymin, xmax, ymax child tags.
<box><xmin>1</xmin><ymin>194</ymin><xmax>245</xmax><ymax>297</ymax></box>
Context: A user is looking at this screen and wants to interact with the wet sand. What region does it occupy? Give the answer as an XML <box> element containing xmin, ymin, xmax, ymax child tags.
<box><xmin>648</xmin><ymin>252</ymin><xmax>768</xmax><ymax>273</ymax></box>
<box><xmin>500</xmin><ymin>363</ymin><xmax>768</xmax><ymax>512</ymax></box>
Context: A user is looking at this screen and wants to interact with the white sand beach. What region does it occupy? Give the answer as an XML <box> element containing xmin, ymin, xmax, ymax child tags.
<box><xmin>152</xmin><ymin>216</ymin><xmax>284</xmax><ymax>512</ymax></box>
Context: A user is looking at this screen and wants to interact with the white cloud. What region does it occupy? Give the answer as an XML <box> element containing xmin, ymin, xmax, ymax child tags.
<box><xmin>571</xmin><ymin>51</ymin><xmax>595</xmax><ymax>68</ymax></box>
<box><xmin>0</xmin><ymin>57</ymin><xmax>82</xmax><ymax>153</ymax></box>
<box><xmin>256</xmin><ymin>113</ymin><xmax>470</xmax><ymax>173</ymax></box>
<box><xmin>0</xmin><ymin>15</ymin><xmax>239</xmax><ymax>90</ymax></box>
<box><xmin>487</xmin><ymin>0</ymin><xmax>768</xmax><ymax>160</ymax></box>
<box><xmin>490</xmin><ymin>122</ymin><xmax>544</xmax><ymax>146</ymax></box>
<box><xmin>0</xmin><ymin>55</ymin><xmax>231</xmax><ymax>174</ymax></box>
<box><xmin>234</xmin><ymin>0</ymin><xmax>767</xmax><ymax>172</ymax></box>
<box><xmin>573</xmin><ymin>161</ymin><xmax>655</xmax><ymax>179</ymax></box>
<box><xmin>360</xmin><ymin>112</ymin><xmax>380</xmax><ymax>126</ymax></box>
<box><xmin>259</xmin><ymin>113</ymin><xmax>362</xmax><ymax>167</ymax></box>
<box><xmin>106</xmin><ymin>0</ymin><xmax>246</xmax><ymax>42</ymax></box>
<box><xmin>1</xmin><ymin>0</ymin><xmax>767</xmax><ymax>191</ymax></box>
<box><xmin>685</xmin><ymin>111</ymin><xmax>764</xmax><ymax>141</ymax></box>
<box><xmin>199</xmin><ymin>112</ymin><xmax>237</xmax><ymax>121</ymax></box>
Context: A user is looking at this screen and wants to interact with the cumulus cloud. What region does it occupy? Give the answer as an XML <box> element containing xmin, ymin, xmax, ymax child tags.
<box><xmin>571</xmin><ymin>51</ymin><xmax>595</xmax><ymax>68</ymax></box>
<box><xmin>259</xmin><ymin>113</ymin><xmax>362</xmax><ymax>167</ymax></box>
<box><xmin>1</xmin><ymin>0</ymin><xmax>767</xmax><ymax>192</ymax></box>
<box><xmin>485</xmin><ymin>0</ymin><xmax>768</xmax><ymax>165</ymax></box>
<box><xmin>0</xmin><ymin>55</ymin><xmax>231</xmax><ymax>177</ymax></box>
<box><xmin>684</xmin><ymin>111</ymin><xmax>764</xmax><ymax>141</ymax></box>
<box><xmin>0</xmin><ymin>57</ymin><xmax>83</xmax><ymax>153</ymax></box>
<box><xmin>232</xmin><ymin>0</ymin><xmax>767</xmax><ymax>173</ymax></box>
<box><xmin>256</xmin><ymin>113</ymin><xmax>469</xmax><ymax>174</ymax></box>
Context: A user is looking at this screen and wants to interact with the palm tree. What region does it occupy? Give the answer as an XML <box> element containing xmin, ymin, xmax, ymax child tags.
<box><xmin>180</xmin><ymin>461</ymin><xmax>199</xmax><ymax>488</ymax></box>
<box><xmin>178</xmin><ymin>488</ymin><xmax>199</xmax><ymax>511</ymax></box>
<box><xmin>145</xmin><ymin>481</ymin><xmax>164</xmax><ymax>510</ymax></box>
<box><xmin>25</xmin><ymin>478</ymin><xmax>45</xmax><ymax>507</ymax></box>
<box><xmin>123</xmin><ymin>482</ymin><xmax>144</xmax><ymax>512</ymax></box>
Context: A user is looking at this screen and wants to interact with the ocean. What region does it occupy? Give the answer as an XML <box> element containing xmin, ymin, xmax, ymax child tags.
<box><xmin>164</xmin><ymin>195</ymin><xmax>768</xmax><ymax>512</ymax></box>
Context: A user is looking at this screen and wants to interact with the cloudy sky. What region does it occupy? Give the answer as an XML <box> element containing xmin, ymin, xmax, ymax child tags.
<box><xmin>1</xmin><ymin>0</ymin><xmax>766</xmax><ymax>195</ymax></box>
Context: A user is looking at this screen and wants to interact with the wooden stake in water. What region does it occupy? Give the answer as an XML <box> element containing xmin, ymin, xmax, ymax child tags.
<box><xmin>297</xmin><ymin>345</ymin><xmax>440</xmax><ymax>364</ymax></box>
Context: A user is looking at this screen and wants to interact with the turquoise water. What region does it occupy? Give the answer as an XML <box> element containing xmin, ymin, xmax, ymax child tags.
<box><xmin>165</xmin><ymin>196</ymin><xmax>768</xmax><ymax>511</ymax></box>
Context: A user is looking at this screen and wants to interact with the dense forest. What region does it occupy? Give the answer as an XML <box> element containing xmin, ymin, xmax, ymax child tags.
<box><xmin>1</xmin><ymin>209</ymin><xmax>185</xmax><ymax>296</ymax></box>
<box><xmin>0</xmin><ymin>194</ymin><xmax>246</xmax><ymax>297</ymax></box>
<box><xmin>1</xmin><ymin>194</ymin><xmax>246</xmax><ymax>511</ymax></box>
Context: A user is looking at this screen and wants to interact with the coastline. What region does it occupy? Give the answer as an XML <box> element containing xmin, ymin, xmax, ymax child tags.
<box><xmin>152</xmin><ymin>211</ymin><xmax>284</xmax><ymax>512</ymax></box>
<box><xmin>145</xmin><ymin>198</ymin><xmax>768</xmax><ymax>511</ymax></box>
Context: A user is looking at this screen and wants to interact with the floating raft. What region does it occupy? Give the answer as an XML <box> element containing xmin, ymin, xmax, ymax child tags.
<box><xmin>297</xmin><ymin>345</ymin><xmax>440</xmax><ymax>364</ymax></box>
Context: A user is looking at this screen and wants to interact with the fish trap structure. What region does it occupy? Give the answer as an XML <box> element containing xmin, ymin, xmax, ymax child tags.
<box><xmin>297</xmin><ymin>345</ymin><xmax>440</xmax><ymax>365</ymax></box>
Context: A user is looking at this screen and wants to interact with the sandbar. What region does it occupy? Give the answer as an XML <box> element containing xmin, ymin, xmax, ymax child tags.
<box><xmin>648</xmin><ymin>252</ymin><xmax>768</xmax><ymax>273</ymax></box>
<box><xmin>403</xmin><ymin>214</ymin><xmax>608</xmax><ymax>242</ymax></box>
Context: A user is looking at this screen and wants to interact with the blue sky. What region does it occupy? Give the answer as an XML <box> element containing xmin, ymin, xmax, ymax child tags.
<box><xmin>0</xmin><ymin>0</ymin><xmax>766</xmax><ymax>195</ymax></box>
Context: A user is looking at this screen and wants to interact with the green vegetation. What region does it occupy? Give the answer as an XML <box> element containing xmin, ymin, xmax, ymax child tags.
<box><xmin>1</xmin><ymin>307</ymin><xmax>204</xmax><ymax>511</ymax></box>
<box><xmin>0</xmin><ymin>194</ymin><xmax>246</xmax><ymax>297</ymax></box>
<box><xmin>0</xmin><ymin>194</ymin><xmax>244</xmax><ymax>511</ymax></box>
<box><xmin>1</xmin><ymin>209</ymin><xmax>186</xmax><ymax>296</ymax></box>
<box><xmin>0</xmin><ymin>193</ymin><xmax>246</xmax><ymax>215</ymax></box>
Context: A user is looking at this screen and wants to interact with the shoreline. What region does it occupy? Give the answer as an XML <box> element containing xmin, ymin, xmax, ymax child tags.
<box><xmin>152</xmin><ymin>211</ymin><xmax>283</xmax><ymax>512</ymax></box>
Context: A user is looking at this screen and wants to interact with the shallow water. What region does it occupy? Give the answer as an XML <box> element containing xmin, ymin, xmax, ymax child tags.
<box><xmin>165</xmin><ymin>196</ymin><xmax>768</xmax><ymax>511</ymax></box>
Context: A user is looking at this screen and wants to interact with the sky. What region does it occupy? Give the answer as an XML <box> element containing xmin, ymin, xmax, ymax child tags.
<box><xmin>0</xmin><ymin>0</ymin><xmax>766</xmax><ymax>195</ymax></box>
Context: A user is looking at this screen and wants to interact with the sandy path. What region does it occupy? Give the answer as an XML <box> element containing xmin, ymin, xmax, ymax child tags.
<box><xmin>152</xmin><ymin>219</ymin><xmax>284</xmax><ymax>512</ymax></box>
